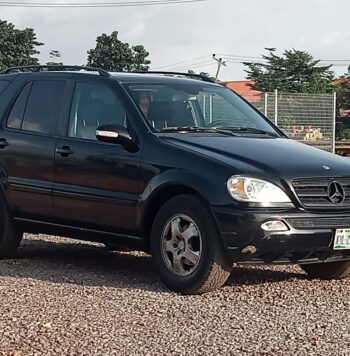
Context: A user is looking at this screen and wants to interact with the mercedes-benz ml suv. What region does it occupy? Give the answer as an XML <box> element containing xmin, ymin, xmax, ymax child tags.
<box><xmin>0</xmin><ymin>65</ymin><xmax>349</xmax><ymax>294</ymax></box>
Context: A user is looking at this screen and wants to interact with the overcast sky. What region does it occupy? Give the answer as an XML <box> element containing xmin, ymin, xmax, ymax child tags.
<box><xmin>1</xmin><ymin>0</ymin><xmax>349</xmax><ymax>80</ymax></box>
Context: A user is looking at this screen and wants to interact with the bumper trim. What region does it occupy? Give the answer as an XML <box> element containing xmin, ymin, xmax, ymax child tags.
<box><xmin>286</xmin><ymin>216</ymin><xmax>350</xmax><ymax>230</ymax></box>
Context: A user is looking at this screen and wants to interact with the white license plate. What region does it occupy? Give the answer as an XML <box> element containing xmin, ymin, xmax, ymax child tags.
<box><xmin>334</xmin><ymin>229</ymin><xmax>350</xmax><ymax>250</ymax></box>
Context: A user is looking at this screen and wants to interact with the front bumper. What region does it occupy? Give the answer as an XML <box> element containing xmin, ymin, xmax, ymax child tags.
<box><xmin>212</xmin><ymin>206</ymin><xmax>350</xmax><ymax>264</ymax></box>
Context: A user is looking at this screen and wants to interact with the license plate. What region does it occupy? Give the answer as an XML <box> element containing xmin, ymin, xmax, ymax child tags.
<box><xmin>334</xmin><ymin>229</ymin><xmax>350</xmax><ymax>250</ymax></box>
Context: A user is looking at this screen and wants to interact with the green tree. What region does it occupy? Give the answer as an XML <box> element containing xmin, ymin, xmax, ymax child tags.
<box><xmin>333</xmin><ymin>76</ymin><xmax>350</xmax><ymax>112</ymax></box>
<box><xmin>87</xmin><ymin>31</ymin><xmax>150</xmax><ymax>71</ymax></box>
<box><xmin>46</xmin><ymin>50</ymin><xmax>63</xmax><ymax>66</ymax></box>
<box><xmin>187</xmin><ymin>70</ymin><xmax>214</xmax><ymax>81</ymax></box>
<box><xmin>0</xmin><ymin>20</ymin><xmax>43</xmax><ymax>70</ymax></box>
<box><xmin>244</xmin><ymin>48</ymin><xmax>334</xmax><ymax>93</ymax></box>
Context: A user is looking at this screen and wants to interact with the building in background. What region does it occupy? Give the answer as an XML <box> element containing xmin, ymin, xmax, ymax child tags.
<box><xmin>222</xmin><ymin>80</ymin><xmax>261</xmax><ymax>102</ymax></box>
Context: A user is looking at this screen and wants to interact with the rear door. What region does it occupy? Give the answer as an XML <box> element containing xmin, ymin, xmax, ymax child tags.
<box><xmin>0</xmin><ymin>78</ymin><xmax>66</xmax><ymax>219</ymax></box>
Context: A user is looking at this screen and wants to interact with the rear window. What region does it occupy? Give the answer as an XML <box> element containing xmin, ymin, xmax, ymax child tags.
<box><xmin>7</xmin><ymin>80</ymin><xmax>65</xmax><ymax>135</ymax></box>
<box><xmin>0</xmin><ymin>80</ymin><xmax>9</xmax><ymax>95</ymax></box>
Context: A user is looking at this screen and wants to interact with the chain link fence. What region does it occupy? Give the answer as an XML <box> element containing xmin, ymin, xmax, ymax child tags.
<box><xmin>241</xmin><ymin>90</ymin><xmax>336</xmax><ymax>152</ymax></box>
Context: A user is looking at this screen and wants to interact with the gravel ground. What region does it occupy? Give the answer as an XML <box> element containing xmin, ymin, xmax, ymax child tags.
<box><xmin>0</xmin><ymin>234</ymin><xmax>349</xmax><ymax>356</ymax></box>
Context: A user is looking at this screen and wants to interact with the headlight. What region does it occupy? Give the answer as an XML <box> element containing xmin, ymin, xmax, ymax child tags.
<box><xmin>227</xmin><ymin>176</ymin><xmax>291</xmax><ymax>203</ymax></box>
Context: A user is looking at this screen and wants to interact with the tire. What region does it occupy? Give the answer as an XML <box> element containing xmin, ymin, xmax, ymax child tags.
<box><xmin>0</xmin><ymin>198</ymin><xmax>23</xmax><ymax>259</ymax></box>
<box><xmin>300</xmin><ymin>261</ymin><xmax>350</xmax><ymax>280</ymax></box>
<box><xmin>150</xmin><ymin>194</ymin><xmax>231</xmax><ymax>294</ymax></box>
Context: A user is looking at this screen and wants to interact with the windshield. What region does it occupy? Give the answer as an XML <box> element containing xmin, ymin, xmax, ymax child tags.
<box><xmin>125</xmin><ymin>82</ymin><xmax>279</xmax><ymax>135</ymax></box>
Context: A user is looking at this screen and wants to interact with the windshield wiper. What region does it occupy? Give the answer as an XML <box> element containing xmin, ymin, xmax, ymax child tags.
<box><xmin>160</xmin><ymin>126</ymin><xmax>237</xmax><ymax>136</ymax></box>
<box><xmin>220</xmin><ymin>126</ymin><xmax>279</xmax><ymax>137</ymax></box>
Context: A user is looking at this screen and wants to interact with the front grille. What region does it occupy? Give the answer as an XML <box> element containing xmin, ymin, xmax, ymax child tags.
<box><xmin>292</xmin><ymin>177</ymin><xmax>350</xmax><ymax>209</ymax></box>
<box><xmin>287</xmin><ymin>216</ymin><xmax>350</xmax><ymax>229</ymax></box>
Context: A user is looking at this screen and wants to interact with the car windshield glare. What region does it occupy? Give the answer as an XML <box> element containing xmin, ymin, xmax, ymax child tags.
<box><xmin>125</xmin><ymin>82</ymin><xmax>279</xmax><ymax>135</ymax></box>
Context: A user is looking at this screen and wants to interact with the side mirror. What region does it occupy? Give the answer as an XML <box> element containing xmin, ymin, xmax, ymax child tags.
<box><xmin>96</xmin><ymin>124</ymin><xmax>133</xmax><ymax>146</ymax></box>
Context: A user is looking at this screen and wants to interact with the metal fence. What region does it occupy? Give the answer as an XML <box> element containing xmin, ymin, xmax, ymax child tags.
<box><xmin>243</xmin><ymin>90</ymin><xmax>336</xmax><ymax>152</ymax></box>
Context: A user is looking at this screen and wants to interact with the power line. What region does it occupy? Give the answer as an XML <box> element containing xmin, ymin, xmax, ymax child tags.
<box><xmin>152</xmin><ymin>55</ymin><xmax>211</xmax><ymax>70</ymax></box>
<box><xmin>164</xmin><ymin>62</ymin><xmax>215</xmax><ymax>72</ymax></box>
<box><xmin>220</xmin><ymin>53</ymin><xmax>350</xmax><ymax>63</ymax></box>
<box><xmin>0</xmin><ymin>0</ymin><xmax>206</xmax><ymax>7</ymax></box>
<box><xmin>154</xmin><ymin>53</ymin><xmax>350</xmax><ymax>74</ymax></box>
<box><xmin>218</xmin><ymin>53</ymin><xmax>266</xmax><ymax>60</ymax></box>
<box><xmin>169</xmin><ymin>60</ymin><xmax>214</xmax><ymax>71</ymax></box>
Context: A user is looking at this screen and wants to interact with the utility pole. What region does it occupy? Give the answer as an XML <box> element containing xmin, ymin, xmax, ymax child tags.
<box><xmin>212</xmin><ymin>54</ymin><xmax>226</xmax><ymax>82</ymax></box>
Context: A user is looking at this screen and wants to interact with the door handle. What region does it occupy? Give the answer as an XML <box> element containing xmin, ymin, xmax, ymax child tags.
<box><xmin>0</xmin><ymin>138</ymin><xmax>9</xmax><ymax>149</ymax></box>
<box><xmin>56</xmin><ymin>146</ymin><xmax>73</xmax><ymax>157</ymax></box>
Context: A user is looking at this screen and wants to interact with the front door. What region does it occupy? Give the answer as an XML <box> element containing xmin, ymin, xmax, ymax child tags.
<box><xmin>53</xmin><ymin>80</ymin><xmax>141</xmax><ymax>235</ymax></box>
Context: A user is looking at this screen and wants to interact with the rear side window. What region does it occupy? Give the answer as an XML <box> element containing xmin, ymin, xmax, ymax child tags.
<box><xmin>7</xmin><ymin>83</ymin><xmax>31</xmax><ymax>130</ymax></box>
<box><xmin>0</xmin><ymin>81</ymin><xmax>10</xmax><ymax>94</ymax></box>
<box><xmin>7</xmin><ymin>80</ymin><xmax>65</xmax><ymax>135</ymax></box>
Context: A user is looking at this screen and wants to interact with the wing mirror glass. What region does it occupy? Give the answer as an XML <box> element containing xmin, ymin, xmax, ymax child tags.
<box><xmin>96</xmin><ymin>124</ymin><xmax>133</xmax><ymax>146</ymax></box>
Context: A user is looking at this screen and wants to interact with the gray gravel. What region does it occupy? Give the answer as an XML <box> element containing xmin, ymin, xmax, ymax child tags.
<box><xmin>0</xmin><ymin>234</ymin><xmax>349</xmax><ymax>356</ymax></box>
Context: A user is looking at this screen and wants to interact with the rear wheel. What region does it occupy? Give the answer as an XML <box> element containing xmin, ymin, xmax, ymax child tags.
<box><xmin>0</xmin><ymin>199</ymin><xmax>22</xmax><ymax>258</ymax></box>
<box><xmin>300</xmin><ymin>261</ymin><xmax>350</xmax><ymax>280</ymax></box>
<box><xmin>150</xmin><ymin>195</ymin><xmax>231</xmax><ymax>294</ymax></box>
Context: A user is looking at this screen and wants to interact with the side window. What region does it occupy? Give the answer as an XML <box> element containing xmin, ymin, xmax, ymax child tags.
<box><xmin>68</xmin><ymin>82</ymin><xmax>127</xmax><ymax>141</ymax></box>
<box><xmin>7</xmin><ymin>82</ymin><xmax>32</xmax><ymax>129</ymax></box>
<box><xmin>7</xmin><ymin>80</ymin><xmax>65</xmax><ymax>134</ymax></box>
<box><xmin>22</xmin><ymin>81</ymin><xmax>65</xmax><ymax>134</ymax></box>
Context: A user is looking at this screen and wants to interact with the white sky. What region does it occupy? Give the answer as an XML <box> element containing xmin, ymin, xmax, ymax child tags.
<box><xmin>1</xmin><ymin>0</ymin><xmax>349</xmax><ymax>80</ymax></box>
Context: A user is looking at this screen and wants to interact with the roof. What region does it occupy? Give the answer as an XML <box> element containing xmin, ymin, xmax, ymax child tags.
<box><xmin>0</xmin><ymin>67</ymin><xmax>219</xmax><ymax>86</ymax></box>
<box><xmin>222</xmin><ymin>80</ymin><xmax>262</xmax><ymax>102</ymax></box>
<box><xmin>332</xmin><ymin>77</ymin><xmax>350</xmax><ymax>86</ymax></box>
<box><xmin>110</xmin><ymin>72</ymin><xmax>217</xmax><ymax>85</ymax></box>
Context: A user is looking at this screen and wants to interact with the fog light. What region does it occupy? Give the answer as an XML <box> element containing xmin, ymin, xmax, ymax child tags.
<box><xmin>261</xmin><ymin>220</ymin><xmax>288</xmax><ymax>232</ymax></box>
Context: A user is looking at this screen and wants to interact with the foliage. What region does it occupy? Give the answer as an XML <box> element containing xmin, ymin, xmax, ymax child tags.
<box><xmin>187</xmin><ymin>70</ymin><xmax>215</xmax><ymax>81</ymax></box>
<box><xmin>46</xmin><ymin>49</ymin><xmax>63</xmax><ymax>66</ymax></box>
<box><xmin>333</xmin><ymin>77</ymin><xmax>350</xmax><ymax>111</ymax></box>
<box><xmin>244</xmin><ymin>48</ymin><xmax>334</xmax><ymax>93</ymax></box>
<box><xmin>0</xmin><ymin>20</ymin><xmax>43</xmax><ymax>70</ymax></box>
<box><xmin>336</xmin><ymin>128</ymin><xmax>350</xmax><ymax>140</ymax></box>
<box><xmin>87</xmin><ymin>31</ymin><xmax>151</xmax><ymax>71</ymax></box>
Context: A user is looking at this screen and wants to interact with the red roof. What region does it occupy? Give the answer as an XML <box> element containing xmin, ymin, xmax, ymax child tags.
<box><xmin>332</xmin><ymin>77</ymin><xmax>350</xmax><ymax>86</ymax></box>
<box><xmin>223</xmin><ymin>80</ymin><xmax>262</xmax><ymax>102</ymax></box>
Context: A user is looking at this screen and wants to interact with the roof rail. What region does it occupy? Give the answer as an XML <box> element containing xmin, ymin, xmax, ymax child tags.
<box><xmin>0</xmin><ymin>65</ymin><xmax>111</xmax><ymax>77</ymax></box>
<box><xmin>133</xmin><ymin>71</ymin><xmax>216</xmax><ymax>83</ymax></box>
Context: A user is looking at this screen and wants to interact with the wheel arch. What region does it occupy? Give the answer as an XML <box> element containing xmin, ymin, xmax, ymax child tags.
<box><xmin>140</xmin><ymin>183</ymin><xmax>210</xmax><ymax>250</ymax></box>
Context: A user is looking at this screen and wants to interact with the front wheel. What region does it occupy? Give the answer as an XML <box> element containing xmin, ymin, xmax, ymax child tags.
<box><xmin>300</xmin><ymin>260</ymin><xmax>350</xmax><ymax>280</ymax></box>
<box><xmin>150</xmin><ymin>195</ymin><xmax>231</xmax><ymax>294</ymax></box>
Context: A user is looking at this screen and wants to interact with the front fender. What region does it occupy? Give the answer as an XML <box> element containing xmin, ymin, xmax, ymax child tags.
<box><xmin>140</xmin><ymin>168</ymin><xmax>221</xmax><ymax>206</ymax></box>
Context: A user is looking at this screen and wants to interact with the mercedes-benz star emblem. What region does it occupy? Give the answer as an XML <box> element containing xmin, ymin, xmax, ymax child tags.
<box><xmin>327</xmin><ymin>181</ymin><xmax>345</xmax><ymax>205</ymax></box>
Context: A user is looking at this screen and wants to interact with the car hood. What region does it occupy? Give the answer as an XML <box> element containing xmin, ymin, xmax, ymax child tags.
<box><xmin>161</xmin><ymin>135</ymin><xmax>350</xmax><ymax>180</ymax></box>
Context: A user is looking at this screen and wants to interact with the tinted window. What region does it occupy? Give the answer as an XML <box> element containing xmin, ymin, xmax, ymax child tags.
<box><xmin>7</xmin><ymin>82</ymin><xmax>32</xmax><ymax>130</ymax></box>
<box><xmin>68</xmin><ymin>82</ymin><xmax>127</xmax><ymax>140</ymax></box>
<box><xmin>0</xmin><ymin>80</ymin><xmax>9</xmax><ymax>94</ymax></box>
<box><xmin>22</xmin><ymin>81</ymin><xmax>65</xmax><ymax>134</ymax></box>
<box><xmin>126</xmin><ymin>83</ymin><xmax>277</xmax><ymax>134</ymax></box>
